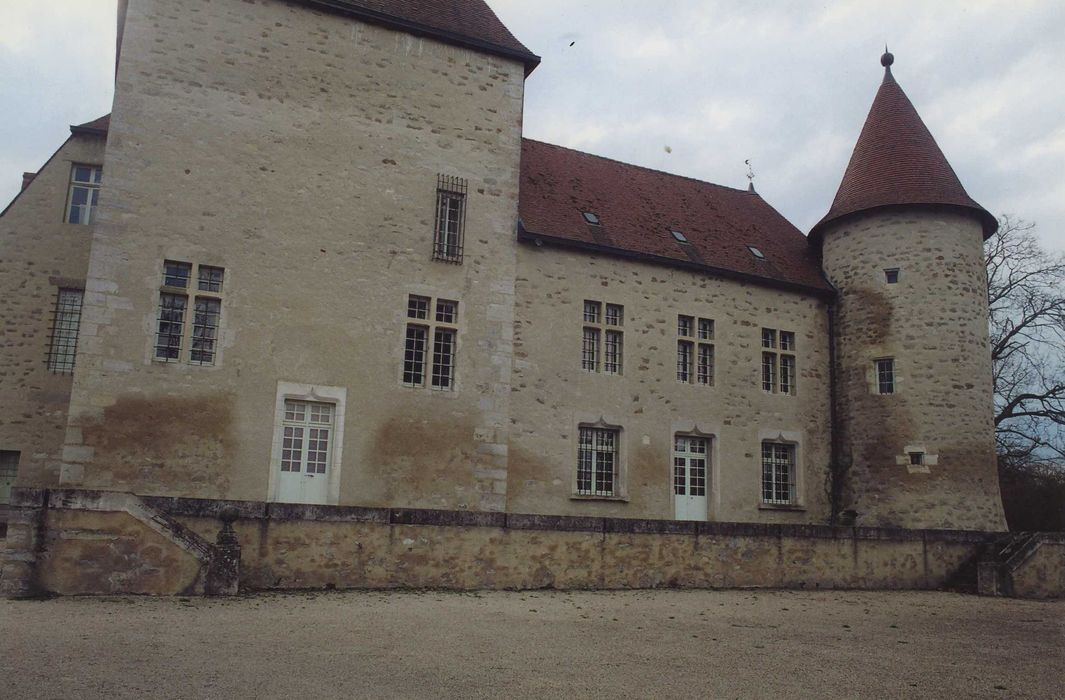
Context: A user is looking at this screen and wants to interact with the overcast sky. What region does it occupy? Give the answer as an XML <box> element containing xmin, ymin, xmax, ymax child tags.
<box><xmin>2</xmin><ymin>0</ymin><xmax>1063</xmax><ymax>251</ymax></box>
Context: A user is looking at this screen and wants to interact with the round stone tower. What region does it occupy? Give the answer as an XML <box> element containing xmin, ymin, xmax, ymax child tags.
<box><xmin>810</xmin><ymin>51</ymin><xmax>1006</xmax><ymax>531</ymax></box>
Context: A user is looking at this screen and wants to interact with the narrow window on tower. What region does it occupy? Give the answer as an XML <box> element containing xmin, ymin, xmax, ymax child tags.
<box><xmin>432</xmin><ymin>175</ymin><xmax>467</xmax><ymax>263</ymax></box>
<box><xmin>876</xmin><ymin>358</ymin><xmax>896</xmax><ymax>394</ymax></box>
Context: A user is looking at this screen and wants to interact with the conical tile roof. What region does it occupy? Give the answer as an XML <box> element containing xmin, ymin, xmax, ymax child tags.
<box><xmin>809</xmin><ymin>55</ymin><xmax>996</xmax><ymax>245</ymax></box>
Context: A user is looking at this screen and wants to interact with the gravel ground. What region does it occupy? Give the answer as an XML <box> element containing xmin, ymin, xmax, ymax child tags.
<box><xmin>2</xmin><ymin>589</ymin><xmax>1062</xmax><ymax>699</ymax></box>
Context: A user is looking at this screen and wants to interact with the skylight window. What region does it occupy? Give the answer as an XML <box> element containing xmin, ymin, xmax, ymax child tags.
<box><xmin>582</xmin><ymin>212</ymin><xmax>601</xmax><ymax>225</ymax></box>
<box><xmin>748</xmin><ymin>245</ymin><xmax>766</xmax><ymax>259</ymax></box>
<box><xmin>671</xmin><ymin>230</ymin><xmax>689</xmax><ymax>244</ymax></box>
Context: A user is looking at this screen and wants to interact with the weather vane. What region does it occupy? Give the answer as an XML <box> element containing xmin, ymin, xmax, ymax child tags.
<box><xmin>745</xmin><ymin>159</ymin><xmax>755</xmax><ymax>192</ymax></box>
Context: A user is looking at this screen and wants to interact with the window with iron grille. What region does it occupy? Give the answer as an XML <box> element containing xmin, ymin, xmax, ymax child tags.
<box><xmin>761</xmin><ymin>327</ymin><xmax>795</xmax><ymax>394</ymax></box>
<box><xmin>678</xmin><ymin>315</ymin><xmax>714</xmax><ymax>385</ymax></box>
<box><xmin>0</xmin><ymin>450</ymin><xmax>20</xmax><ymax>505</ymax></box>
<box><xmin>280</xmin><ymin>400</ymin><xmax>334</xmax><ymax>475</ymax></box>
<box><xmin>577</xmin><ymin>427</ymin><xmax>618</xmax><ymax>497</ymax></box>
<box><xmin>433</xmin><ymin>175</ymin><xmax>467</xmax><ymax>263</ymax></box>
<box><xmin>154</xmin><ymin>260</ymin><xmax>224</xmax><ymax>365</ymax></box>
<box><xmin>46</xmin><ymin>288</ymin><xmax>84</xmax><ymax>374</ymax></box>
<box><xmin>876</xmin><ymin>358</ymin><xmax>895</xmax><ymax>394</ymax></box>
<box><xmin>66</xmin><ymin>164</ymin><xmax>102</xmax><ymax>225</ymax></box>
<box><xmin>761</xmin><ymin>442</ymin><xmax>796</xmax><ymax>505</ymax></box>
<box><xmin>581</xmin><ymin>300</ymin><xmax>622</xmax><ymax>374</ymax></box>
<box><xmin>403</xmin><ymin>294</ymin><xmax>459</xmax><ymax>390</ymax></box>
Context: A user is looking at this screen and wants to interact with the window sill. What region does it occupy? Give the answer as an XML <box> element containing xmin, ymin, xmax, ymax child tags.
<box><xmin>758</xmin><ymin>502</ymin><xmax>805</xmax><ymax>512</ymax></box>
<box><xmin>570</xmin><ymin>494</ymin><xmax>629</xmax><ymax>503</ymax></box>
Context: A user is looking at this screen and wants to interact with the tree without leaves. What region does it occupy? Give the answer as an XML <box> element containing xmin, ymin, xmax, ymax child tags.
<box><xmin>986</xmin><ymin>216</ymin><xmax>1065</xmax><ymax>462</ymax></box>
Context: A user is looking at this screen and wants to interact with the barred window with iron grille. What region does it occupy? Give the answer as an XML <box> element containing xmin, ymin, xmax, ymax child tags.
<box><xmin>403</xmin><ymin>294</ymin><xmax>459</xmax><ymax>390</ymax></box>
<box><xmin>581</xmin><ymin>301</ymin><xmax>623</xmax><ymax>374</ymax></box>
<box><xmin>577</xmin><ymin>426</ymin><xmax>618</xmax><ymax>497</ymax></box>
<box><xmin>154</xmin><ymin>260</ymin><xmax>224</xmax><ymax>365</ymax></box>
<box><xmin>46</xmin><ymin>288</ymin><xmax>84</xmax><ymax>374</ymax></box>
<box><xmin>66</xmin><ymin>164</ymin><xmax>102</xmax><ymax>225</ymax></box>
<box><xmin>433</xmin><ymin>175</ymin><xmax>467</xmax><ymax>263</ymax></box>
<box><xmin>678</xmin><ymin>315</ymin><xmax>714</xmax><ymax>385</ymax></box>
<box><xmin>761</xmin><ymin>441</ymin><xmax>797</xmax><ymax>505</ymax></box>
<box><xmin>761</xmin><ymin>328</ymin><xmax>796</xmax><ymax>395</ymax></box>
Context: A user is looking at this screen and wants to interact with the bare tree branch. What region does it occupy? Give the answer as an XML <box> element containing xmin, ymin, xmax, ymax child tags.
<box><xmin>987</xmin><ymin>215</ymin><xmax>1065</xmax><ymax>460</ymax></box>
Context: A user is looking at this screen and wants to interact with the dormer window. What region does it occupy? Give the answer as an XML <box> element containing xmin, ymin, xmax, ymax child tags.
<box><xmin>885</xmin><ymin>268</ymin><xmax>900</xmax><ymax>284</ymax></box>
<box><xmin>671</xmin><ymin>230</ymin><xmax>689</xmax><ymax>244</ymax></box>
<box><xmin>582</xmin><ymin>212</ymin><xmax>601</xmax><ymax>225</ymax></box>
<box><xmin>748</xmin><ymin>245</ymin><xmax>765</xmax><ymax>260</ymax></box>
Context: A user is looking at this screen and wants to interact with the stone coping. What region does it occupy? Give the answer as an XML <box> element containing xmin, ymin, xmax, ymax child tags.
<box><xmin>8</xmin><ymin>487</ymin><xmax>1009</xmax><ymax>544</ymax></box>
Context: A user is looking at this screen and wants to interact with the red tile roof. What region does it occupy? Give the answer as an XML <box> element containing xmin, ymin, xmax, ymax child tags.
<box><xmin>809</xmin><ymin>65</ymin><xmax>996</xmax><ymax>244</ymax></box>
<box><xmin>291</xmin><ymin>0</ymin><xmax>539</xmax><ymax>72</ymax></box>
<box><xmin>70</xmin><ymin>114</ymin><xmax>110</xmax><ymax>136</ymax></box>
<box><xmin>518</xmin><ymin>139</ymin><xmax>834</xmax><ymax>296</ymax></box>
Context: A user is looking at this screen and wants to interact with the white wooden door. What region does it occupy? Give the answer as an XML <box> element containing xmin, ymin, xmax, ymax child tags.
<box><xmin>276</xmin><ymin>400</ymin><xmax>333</xmax><ymax>505</ymax></box>
<box><xmin>673</xmin><ymin>436</ymin><xmax>708</xmax><ymax>521</ymax></box>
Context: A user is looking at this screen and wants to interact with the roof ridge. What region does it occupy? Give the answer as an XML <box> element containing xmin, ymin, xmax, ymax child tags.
<box><xmin>522</xmin><ymin>138</ymin><xmax>754</xmax><ymax>197</ymax></box>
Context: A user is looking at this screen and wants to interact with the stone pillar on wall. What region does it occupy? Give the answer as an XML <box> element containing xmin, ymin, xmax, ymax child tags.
<box><xmin>204</xmin><ymin>506</ymin><xmax>241</xmax><ymax>596</ymax></box>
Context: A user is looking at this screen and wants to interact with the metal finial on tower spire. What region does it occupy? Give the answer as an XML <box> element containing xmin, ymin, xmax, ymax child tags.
<box><xmin>745</xmin><ymin>159</ymin><xmax>756</xmax><ymax>194</ymax></box>
<box><xmin>881</xmin><ymin>45</ymin><xmax>894</xmax><ymax>81</ymax></box>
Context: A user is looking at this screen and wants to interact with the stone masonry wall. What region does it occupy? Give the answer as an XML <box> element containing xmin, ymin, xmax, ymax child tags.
<box><xmin>821</xmin><ymin>208</ymin><xmax>1006</xmax><ymax>531</ymax></box>
<box><xmin>509</xmin><ymin>243</ymin><xmax>834</xmax><ymax>523</ymax></box>
<box><xmin>9</xmin><ymin>494</ymin><xmax>997</xmax><ymax>595</ymax></box>
<box><xmin>59</xmin><ymin>0</ymin><xmax>526</xmax><ymax>510</ymax></box>
<box><xmin>0</xmin><ymin>133</ymin><xmax>105</xmax><ymax>489</ymax></box>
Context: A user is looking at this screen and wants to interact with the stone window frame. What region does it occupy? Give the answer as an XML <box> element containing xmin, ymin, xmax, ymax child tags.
<box><xmin>757</xmin><ymin>430</ymin><xmax>805</xmax><ymax>511</ymax></box>
<box><xmin>884</xmin><ymin>268</ymin><xmax>900</xmax><ymax>284</ymax></box>
<box><xmin>267</xmin><ymin>381</ymin><xmax>347</xmax><ymax>505</ymax></box>
<box><xmin>581</xmin><ymin>300</ymin><xmax>623</xmax><ymax>375</ymax></box>
<box><xmin>761</xmin><ymin>328</ymin><xmax>796</xmax><ymax>395</ymax></box>
<box><xmin>65</xmin><ymin>163</ymin><xmax>102</xmax><ymax>225</ymax></box>
<box><xmin>677</xmin><ymin>315</ymin><xmax>715</xmax><ymax>386</ymax></box>
<box><xmin>152</xmin><ymin>260</ymin><xmax>226</xmax><ymax>367</ymax></box>
<box><xmin>46</xmin><ymin>286</ymin><xmax>85</xmax><ymax>374</ymax></box>
<box><xmin>874</xmin><ymin>357</ymin><xmax>896</xmax><ymax>395</ymax></box>
<box><xmin>896</xmin><ymin>445</ymin><xmax>937</xmax><ymax>474</ymax></box>
<box><xmin>571</xmin><ymin>416</ymin><xmax>628</xmax><ymax>502</ymax></box>
<box><xmin>401</xmin><ymin>293</ymin><xmax>460</xmax><ymax>392</ymax></box>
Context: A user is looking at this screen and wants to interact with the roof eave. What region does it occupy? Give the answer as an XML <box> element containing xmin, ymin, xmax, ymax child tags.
<box><xmin>288</xmin><ymin>0</ymin><xmax>541</xmax><ymax>75</ymax></box>
<box><xmin>69</xmin><ymin>125</ymin><xmax>109</xmax><ymax>138</ymax></box>
<box><xmin>808</xmin><ymin>202</ymin><xmax>999</xmax><ymax>248</ymax></box>
<box><xmin>518</xmin><ymin>222</ymin><xmax>836</xmax><ymax>300</ymax></box>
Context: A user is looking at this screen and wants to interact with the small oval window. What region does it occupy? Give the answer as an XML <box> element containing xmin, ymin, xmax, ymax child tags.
<box><xmin>582</xmin><ymin>211</ymin><xmax>601</xmax><ymax>225</ymax></box>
